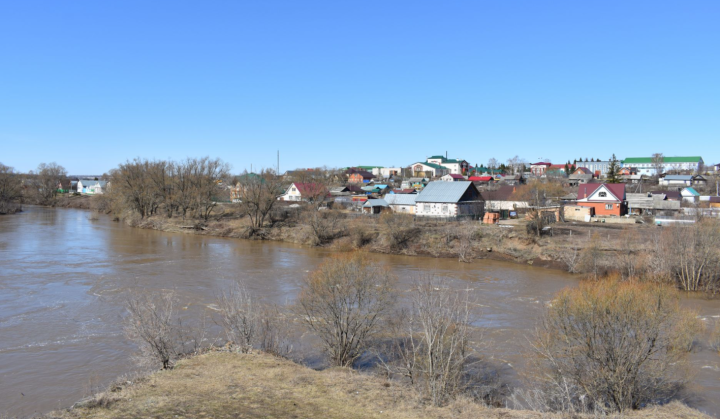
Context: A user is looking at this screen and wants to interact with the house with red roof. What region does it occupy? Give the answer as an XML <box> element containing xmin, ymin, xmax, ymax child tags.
<box><xmin>530</xmin><ymin>162</ymin><xmax>552</xmax><ymax>176</ymax></box>
<box><xmin>576</xmin><ymin>183</ymin><xmax>627</xmax><ymax>216</ymax></box>
<box><xmin>279</xmin><ymin>182</ymin><xmax>328</xmax><ymax>203</ymax></box>
<box><xmin>468</xmin><ymin>176</ymin><xmax>493</xmax><ymax>183</ymax></box>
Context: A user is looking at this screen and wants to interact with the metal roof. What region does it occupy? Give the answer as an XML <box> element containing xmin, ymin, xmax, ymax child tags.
<box><xmin>384</xmin><ymin>194</ymin><xmax>418</xmax><ymax>206</ymax></box>
<box><xmin>416</xmin><ymin>181</ymin><xmax>478</xmax><ymax>203</ymax></box>
<box><xmin>623</xmin><ymin>156</ymin><xmax>702</xmax><ymax>164</ymax></box>
<box><xmin>663</xmin><ymin>175</ymin><xmax>693</xmax><ymax>181</ymax></box>
<box><xmin>363</xmin><ymin>199</ymin><xmax>388</xmax><ymax>207</ymax></box>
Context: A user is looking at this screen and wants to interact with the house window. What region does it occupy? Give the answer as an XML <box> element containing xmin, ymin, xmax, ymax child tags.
<box><xmin>292</xmin><ymin>187</ymin><xmax>296</xmax><ymax>192</ymax></box>
<box><xmin>442</xmin><ymin>204</ymin><xmax>448</xmax><ymax>214</ymax></box>
<box><xmin>605</xmin><ymin>204</ymin><xmax>613</xmax><ymax>210</ymax></box>
<box><xmin>599</xmin><ymin>192</ymin><xmax>607</xmax><ymax>197</ymax></box>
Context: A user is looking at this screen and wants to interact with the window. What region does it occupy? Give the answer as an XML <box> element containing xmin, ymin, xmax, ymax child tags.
<box><xmin>442</xmin><ymin>204</ymin><xmax>448</xmax><ymax>214</ymax></box>
<box><xmin>598</xmin><ymin>192</ymin><xmax>607</xmax><ymax>197</ymax></box>
<box><xmin>605</xmin><ymin>204</ymin><xmax>613</xmax><ymax>210</ymax></box>
<box><xmin>292</xmin><ymin>187</ymin><xmax>296</xmax><ymax>192</ymax></box>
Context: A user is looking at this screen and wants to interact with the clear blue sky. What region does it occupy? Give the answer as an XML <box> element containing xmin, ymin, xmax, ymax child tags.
<box><xmin>1</xmin><ymin>0</ymin><xmax>718</xmax><ymax>174</ymax></box>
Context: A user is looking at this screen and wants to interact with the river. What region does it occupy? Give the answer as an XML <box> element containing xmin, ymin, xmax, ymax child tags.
<box><xmin>0</xmin><ymin>207</ymin><xmax>718</xmax><ymax>417</ymax></box>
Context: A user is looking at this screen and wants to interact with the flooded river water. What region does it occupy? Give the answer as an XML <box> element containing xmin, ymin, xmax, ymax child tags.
<box><xmin>1</xmin><ymin>207</ymin><xmax>719</xmax><ymax>417</ymax></box>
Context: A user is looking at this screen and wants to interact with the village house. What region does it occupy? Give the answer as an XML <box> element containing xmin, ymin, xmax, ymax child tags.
<box><xmin>362</xmin><ymin>199</ymin><xmax>388</xmax><ymax>214</ymax></box>
<box><xmin>278</xmin><ymin>182</ymin><xmax>328</xmax><ymax>203</ymax></box>
<box><xmin>77</xmin><ymin>179</ymin><xmax>107</xmax><ymax>195</ymax></box>
<box><xmin>441</xmin><ymin>174</ymin><xmax>465</xmax><ymax>182</ymax></box>
<box><xmin>346</xmin><ymin>168</ymin><xmax>375</xmax><ymax>184</ymax></box>
<box><xmin>530</xmin><ymin>162</ymin><xmax>552</xmax><ymax>176</ymax></box>
<box><xmin>410</xmin><ymin>162</ymin><xmax>449</xmax><ymax>178</ymax></box>
<box><xmin>425</xmin><ymin>155</ymin><xmax>470</xmax><ymax>175</ymax></box>
<box><xmin>626</xmin><ymin>192</ymin><xmax>681</xmax><ymax>216</ymax></box>
<box><xmin>402</xmin><ymin>177</ymin><xmax>429</xmax><ymax>190</ymax></box>
<box><xmin>481</xmin><ymin>185</ymin><xmax>528</xmax><ymax>219</ymax></box>
<box><xmin>680</xmin><ymin>187</ymin><xmax>700</xmax><ymax>203</ymax></box>
<box><xmin>576</xmin><ymin>183</ymin><xmax>627</xmax><ymax>217</ymax></box>
<box><xmin>659</xmin><ymin>175</ymin><xmax>694</xmax><ymax>187</ymax></box>
<box><xmin>568</xmin><ymin>174</ymin><xmax>593</xmax><ymax>186</ymax></box>
<box><xmin>563</xmin><ymin>205</ymin><xmax>594</xmax><ymax>222</ymax></box>
<box><xmin>414</xmin><ymin>181</ymin><xmax>484</xmax><ymax>219</ymax></box>
<box><xmin>384</xmin><ymin>194</ymin><xmax>418</xmax><ymax>214</ymax></box>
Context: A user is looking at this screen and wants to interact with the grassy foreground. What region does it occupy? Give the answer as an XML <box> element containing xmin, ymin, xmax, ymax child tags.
<box><xmin>46</xmin><ymin>351</ymin><xmax>709</xmax><ymax>419</ymax></box>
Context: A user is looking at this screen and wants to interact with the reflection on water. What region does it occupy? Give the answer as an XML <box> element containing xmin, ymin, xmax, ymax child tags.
<box><xmin>0</xmin><ymin>207</ymin><xmax>718</xmax><ymax>417</ymax></box>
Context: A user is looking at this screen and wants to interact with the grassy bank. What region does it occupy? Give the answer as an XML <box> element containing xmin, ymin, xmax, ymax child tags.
<box><xmin>46</xmin><ymin>351</ymin><xmax>709</xmax><ymax>419</ymax></box>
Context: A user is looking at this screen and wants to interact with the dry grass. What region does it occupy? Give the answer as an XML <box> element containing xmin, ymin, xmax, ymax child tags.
<box><xmin>45</xmin><ymin>351</ymin><xmax>710</xmax><ymax>419</ymax></box>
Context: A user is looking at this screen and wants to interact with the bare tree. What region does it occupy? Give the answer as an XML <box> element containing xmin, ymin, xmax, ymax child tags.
<box><xmin>236</xmin><ymin>169</ymin><xmax>283</xmax><ymax>230</ymax></box>
<box><xmin>298</xmin><ymin>252</ymin><xmax>397</xmax><ymax>367</ymax></box>
<box><xmin>666</xmin><ymin>220</ymin><xmax>720</xmax><ymax>291</ymax></box>
<box><xmin>528</xmin><ymin>280</ymin><xmax>699</xmax><ymax>413</ymax></box>
<box><xmin>35</xmin><ymin>162</ymin><xmax>67</xmax><ymax>204</ymax></box>
<box><xmin>557</xmin><ymin>245</ymin><xmax>581</xmax><ymax>273</ymax></box>
<box><xmin>379</xmin><ymin>212</ymin><xmax>417</xmax><ymax>250</ymax></box>
<box><xmin>652</xmin><ymin>153</ymin><xmax>664</xmax><ymax>177</ymax></box>
<box><xmin>511</xmin><ymin>179</ymin><xmax>564</xmax><ymax>236</ymax></box>
<box><xmin>304</xmin><ymin>209</ymin><xmax>346</xmax><ymax>246</ymax></box>
<box><xmin>487</xmin><ymin>158</ymin><xmax>498</xmax><ymax>176</ymax></box>
<box><xmin>0</xmin><ymin>163</ymin><xmax>22</xmax><ymax>214</ymax></box>
<box><xmin>124</xmin><ymin>291</ymin><xmax>179</xmax><ymax>369</ymax></box>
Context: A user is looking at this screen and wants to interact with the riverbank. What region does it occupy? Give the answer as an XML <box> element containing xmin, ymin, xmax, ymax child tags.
<box><xmin>115</xmin><ymin>202</ymin><xmax>659</xmax><ymax>273</ymax></box>
<box><xmin>48</xmin><ymin>350</ymin><xmax>709</xmax><ymax>419</ymax></box>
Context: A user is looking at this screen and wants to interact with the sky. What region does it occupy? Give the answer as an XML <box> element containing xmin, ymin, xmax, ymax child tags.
<box><xmin>1</xmin><ymin>0</ymin><xmax>719</xmax><ymax>175</ymax></box>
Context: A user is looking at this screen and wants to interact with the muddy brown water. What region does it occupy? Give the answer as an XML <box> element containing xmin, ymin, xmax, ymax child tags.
<box><xmin>1</xmin><ymin>207</ymin><xmax>718</xmax><ymax>417</ymax></box>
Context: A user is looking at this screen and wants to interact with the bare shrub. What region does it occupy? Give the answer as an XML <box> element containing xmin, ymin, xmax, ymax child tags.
<box><xmin>216</xmin><ymin>283</ymin><xmax>257</xmax><ymax>353</ymax></box>
<box><xmin>527</xmin><ymin>280</ymin><xmax>700</xmax><ymax>413</ymax></box>
<box><xmin>124</xmin><ymin>291</ymin><xmax>180</xmax><ymax>369</ymax></box>
<box><xmin>666</xmin><ymin>220</ymin><xmax>720</xmax><ymax>292</ymax></box>
<box><xmin>455</xmin><ymin>227</ymin><xmax>474</xmax><ymax>263</ymax></box>
<box><xmin>578</xmin><ymin>234</ymin><xmax>603</xmax><ymax>280</ymax></box>
<box><xmin>557</xmin><ymin>245</ymin><xmax>580</xmax><ymax>273</ymax></box>
<box><xmin>257</xmin><ymin>304</ymin><xmax>293</xmax><ymax>357</ymax></box>
<box><xmin>379</xmin><ymin>212</ymin><xmax>417</xmax><ymax>250</ymax></box>
<box><xmin>377</xmin><ymin>276</ymin><xmax>478</xmax><ymax>406</ymax></box>
<box><xmin>298</xmin><ymin>252</ymin><xmax>397</xmax><ymax>367</ymax></box>
<box><xmin>304</xmin><ymin>210</ymin><xmax>346</xmax><ymax>246</ymax></box>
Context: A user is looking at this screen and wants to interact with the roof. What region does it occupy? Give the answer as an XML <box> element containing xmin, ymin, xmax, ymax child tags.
<box><xmin>355</xmin><ymin>166</ymin><xmax>383</xmax><ymax>170</ymax></box>
<box><xmin>709</xmin><ymin>197</ymin><xmax>720</xmax><ymax>203</ymax></box>
<box><xmin>292</xmin><ymin>183</ymin><xmax>326</xmax><ymax>195</ymax></box>
<box><xmin>79</xmin><ymin>179</ymin><xmax>108</xmax><ymax>187</ymax></box>
<box><xmin>363</xmin><ymin>199</ymin><xmax>388</xmax><ymax>207</ymax></box>
<box><xmin>416</xmin><ymin>181</ymin><xmax>480</xmax><ymax>203</ymax></box>
<box><xmin>384</xmin><ymin>194</ymin><xmax>418</xmax><ymax>206</ymax></box>
<box><xmin>445</xmin><ymin>174</ymin><xmax>465</xmax><ymax>179</ymax></box>
<box><xmin>469</xmin><ymin>176</ymin><xmax>493</xmax><ymax>181</ymax></box>
<box><xmin>623</xmin><ymin>156</ymin><xmax>703</xmax><ymax>164</ymax></box>
<box><xmin>663</xmin><ymin>175</ymin><xmax>693</xmax><ymax>181</ymax></box>
<box><xmin>482</xmin><ymin>185</ymin><xmax>517</xmax><ymax>201</ymax></box>
<box><xmin>569</xmin><ymin>174</ymin><xmax>593</xmax><ymax>181</ymax></box>
<box><xmin>548</xmin><ymin>164</ymin><xmax>566</xmax><ymax>170</ymax></box>
<box><xmin>345</xmin><ymin>185</ymin><xmax>364</xmax><ymax>193</ymax></box>
<box><xmin>413</xmin><ymin>162</ymin><xmax>447</xmax><ymax>170</ymax></box>
<box><xmin>682</xmin><ymin>187</ymin><xmax>700</xmax><ymax>196</ymax></box>
<box><xmin>531</xmin><ymin>162</ymin><xmax>552</xmax><ymax>166</ymax></box>
<box><xmin>577</xmin><ymin>183</ymin><xmax>625</xmax><ymax>201</ymax></box>
<box><xmin>346</xmin><ymin>169</ymin><xmax>375</xmax><ymax>179</ymax></box>
<box><xmin>391</xmin><ymin>189</ymin><xmax>416</xmax><ymax>194</ymax></box>
<box><xmin>651</xmin><ymin>190</ymin><xmax>682</xmax><ymax>201</ymax></box>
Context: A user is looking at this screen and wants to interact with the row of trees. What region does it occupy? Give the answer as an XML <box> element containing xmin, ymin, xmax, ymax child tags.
<box><xmin>108</xmin><ymin>157</ymin><xmax>229</xmax><ymax>220</ymax></box>
<box><xmin>125</xmin><ymin>252</ymin><xmax>699</xmax><ymax>413</ymax></box>
<box><xmin>0</xmin><ymin>162</ymin><xmax>23</xmax><ymax>214</ymax></box>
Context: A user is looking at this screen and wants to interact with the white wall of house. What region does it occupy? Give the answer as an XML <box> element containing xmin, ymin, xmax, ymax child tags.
<box><xmin>279</xmin><ymin>183</ymin><xmax>303</xmax><ymax>201</ymax></box>
<box><xmin>485</xmin><ymin>201</ymin><xmax>527</xmax><ymax>211</ymax></box>
<box><xmin>389</xmin><ymin>204</ymin><xmax>415</xmax><ymax>214</ymax></box>
<box><xmin>415</xmin><ymin>202</ymin><xmax>459</xmax><ymax>217</ymax></box>
<box><xmin>580</xmin><ymin>185</ymin><xmax>620</xmax><ymax>202</ymax></box>
<box><xmin>659</xmin><ymin>179</ymin><xmax>691</xmax><ymax>186</ymax></box>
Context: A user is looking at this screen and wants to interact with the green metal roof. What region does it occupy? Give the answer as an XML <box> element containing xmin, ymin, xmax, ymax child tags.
<box><xmin>622</xmin><ymin>156</ymin><xmax>702</xmax><ymax>164</ymax></box>
<box><xmin>356</xmin><ymin>165</ymin><xmax>383</xmax><ymax>169</ymax></box>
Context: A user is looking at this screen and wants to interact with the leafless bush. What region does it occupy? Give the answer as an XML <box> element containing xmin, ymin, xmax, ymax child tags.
<box><xmin>298</xmin><ymin>252</ymin><xmax>397</xmax><ymax>367</ymax></box>
<box><xmin>124</xmin><ymin>291</ymin><xmax>180</xmax><ymax>369</ymax></box>
<box><xmin>377</xmin><ymin>276</ymin><xmax>478</xmax><ymax>406</ymax></box>
<box><xmin>456</xmin><ymin>227</ymin><xmax>474</xmax><ymax>263</ymax></box>
<box><xmin>257</xmin><ymin>304</ymin><xmax>293</xmax><ymax>357</ymax></box>
<box><xmin>526</xmin><ymin>279</ymin><xmax>699</xmax><ymax>413</ymax></box>
<box><xmin>578</xmin><ymin>234</ymin><xmax>603</xmax><ymax>280</ymax></box>
<box><xmin>304</xmin><ymin>210</ymin><xmax>347</xmax><ymax>246</ymax></box>
<box><xmin>216</xmin><ymin>282</ymin><xmax>257</xmax><ymax>353</ymax></box>
<box><xmin>557</xmin><ymin>245</ymin><xmax>580</xmax><ymax>273</ymax></box>
<box><xmin>379</xmin><ymin>212</ymin><xmax>417</xmax><ymax>250</ymax></box>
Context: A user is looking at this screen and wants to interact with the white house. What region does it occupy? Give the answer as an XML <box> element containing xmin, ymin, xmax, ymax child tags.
<box><xmin>371</xmin><ymin>167</ymin><xmax>403</xmax><ymax>179</ymax></box>
<box><xmin>77</xmin><ymin>179</ymin><xmax>107</xmax><ymax>195</ymax></box>
<box><xmin>623</xmin><ymin>156</ymin><xmax>703</xmax><ymax>175</ymax></box>
<box><xmin>415</xmin><ymin>181</ymin><xmax>484</xmax><ymax>218</ymax></box>
<box><xmin>441</xmin><ymin>174</ymin><xmax>465</xmax><ymax>182</ymax></box>
<box><xmin>680</xmin><ymin>187</ymin><xmax>700</xmax><ymax>203</ymax></box>
<box><xmin>384</xmin><ymin>194</ymin><xmax>417</xmax><ymax>214</ymax></box>
<box><xmin>411</xmin><ymin>162</ymin><xmax>449</xmax><ymax>178</ymax></box>
<box><xmin>278</xmin><ymin>182</ymin><xmax>327</xmax><ymax>203</ymax></box>
<box><xmin>425</xmin><ymin>155</ymin><xmax>469</xmax><ymax>175</ymax></box>
<box><xmin>659</xmin><ymin>175</ymin><xmax>693</xmax><ymax>187</ymax></box>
